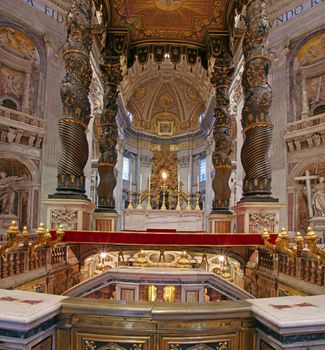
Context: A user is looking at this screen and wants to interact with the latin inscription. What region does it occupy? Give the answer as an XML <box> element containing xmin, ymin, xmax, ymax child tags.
<box><xmin>23</xmin><ymin>0</ymin><xmax>64</xmax><ymax>23</ymax></box>
<box><xmin>275</xmin><ymin>0</ymin><xmax>324</xmax><ymax>26</ymax></box>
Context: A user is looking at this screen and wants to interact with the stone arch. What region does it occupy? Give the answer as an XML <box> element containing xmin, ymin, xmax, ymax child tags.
<box><xmin>0</xmin><ymin>154</ymin><xmax>41</xmax><ymax>228</ymax></box>
<box><xmin>0</xmin><ymin>152</ymin><xmax>40</xmax><ymax>185</ymax></box>
<box><xmin>288</xmin><ymin>28</ymin><xmax>325</xmax><ymax>122</ymax></box>
<box><xmin>0</xmin><ymin>19</ymin><xmax>47</xmax><ymax>117</ymax></box>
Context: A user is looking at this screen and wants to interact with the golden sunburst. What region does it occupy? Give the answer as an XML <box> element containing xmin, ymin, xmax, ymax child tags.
<box><xmin>127</xmin><ymin>0</ymin><xmax>210</xmax><ymax>29</ymax></box>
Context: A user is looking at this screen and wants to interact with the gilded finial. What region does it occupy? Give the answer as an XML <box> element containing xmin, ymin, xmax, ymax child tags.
<box><xmin>22</xmin><ymin>226</ymin><xmax>30</xmax><ymax>247</ymax></box>
<box><xmin>44</xmin><ymin>229</ymin><xmax>52</xmax><ymax>242</ymax></box>
<box><xmin>306</xmin><ymin>226</ymin><xmax>317</xmax><ymax>239</ymax></box>
<box><xmin>279</xmin><ymin>227</ymin><xmax>289</xmax><ymax>238</ymax></box>
<box><xmin>295</xmin><ymin>231</ymin><xmax>303</xmax><ymax>243</ymax></box>
<box><xmin>262</xmin><ymin>228</ymin><xmax>270</xmax><ymax>240</ymax></box>
<box><xmin>56</xmin><ymin>225</ymin><xmax>65</xmax><ymax>241</ymax></box>
<box><xmin>36</xmin><ymin>223</ymin><xmax>46</xmax><ymax>236</ymax></box>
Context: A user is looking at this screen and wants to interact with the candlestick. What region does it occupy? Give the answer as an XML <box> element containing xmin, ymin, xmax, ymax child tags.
<box><xmin>136</xmin><ymin>192</ymin><xmax>142</xmax><ymax>209</ymax></box>
<box><xmin>161</xmin><ymin>185</ymin><xmax>167</xmax><ymax>210</ymax></box>
<box><xmin>188</xmin><ymin>174</ymin><xmax>190</xmax><ymax>193</ymax></box>
<box><xmin>139</xmin><ymin>173</ymin><xmax>142</xmax><ymax>192</ymax></box>
<box><xmin>129</xmin><ymin>173</ymin><xmax>132</xmax><ymax>192</ymax></box>
<box><xmin>186</xmin><ymin>193</ymin><xmax>192</xmax><ymax>210</ymax></box>
<box><xmin>197</xmin><ymin>175</ymin><xmax>199</xmax><ymax>192</ymax></box>
<box><xmin>148</xmin><ymin>175</ymin><xmax>151</xmax><ymax>191</ymax></box>
<box><xmin>177</xmin><ymin>174</ymin><xmax>180</xmax><ymax>192</ymax></box>
<box><xmin>176</xmin><ymin>189</ymin><xmax>181</xmax><ymax>210</ymax></box>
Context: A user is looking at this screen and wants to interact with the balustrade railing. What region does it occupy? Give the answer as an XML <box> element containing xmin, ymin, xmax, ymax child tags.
<box><xmin>0</xmin><ymin>222</ymin><xmax>66</xmax><ymax>283</ymax></box>
<box><xmin>260</xmin><ymin>227</ymin><xmax>325</xmax><ymax>287</ymax></box>
<box><xmin>0</xmin><ymin>106</ymin><xmax>45</xmax><ymax>128</ymax></box>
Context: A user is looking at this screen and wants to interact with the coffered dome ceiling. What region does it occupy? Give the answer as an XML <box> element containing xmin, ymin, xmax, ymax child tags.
<box><xmin>120</xmin><ymin>58</ymin><xmax>213</xmax><ymax>137</ymax></box>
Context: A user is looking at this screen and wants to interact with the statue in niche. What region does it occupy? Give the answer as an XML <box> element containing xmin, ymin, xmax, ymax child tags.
<box><xmin>0</xmin><ymin>171</ymin><xmax>27</xmax><ymax>215</ymax></box>
<box><xmin>312</xmin><ymin>177</ymin><xmax>325</xmax><ymax>217</ymax></box>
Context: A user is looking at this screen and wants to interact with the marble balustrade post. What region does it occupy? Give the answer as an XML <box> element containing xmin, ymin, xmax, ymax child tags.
<box><xmin>240</xmin><ymin>0</ymin><xmax>274</xmax><ymax>200</ymax></box>
<box><xmin>51</xmin><ymin>0</ymin><xmax>92</xmax><ymax>199</ymax></box>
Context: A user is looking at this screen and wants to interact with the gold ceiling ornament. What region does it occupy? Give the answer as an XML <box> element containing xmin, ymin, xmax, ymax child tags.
<box><xmin>158</xmin><ymin>93</ymin><xmax>175</xmax><ymax>110</ymax></box>
<box><xmin>151</xmin><ymin>113</ymin><xmax>180</xmax><ymax>136</ymax></box>
<box><xmin>112</xmin><ymin>0</ymin><xmax>226</xmax><ymax>43</ymax></box>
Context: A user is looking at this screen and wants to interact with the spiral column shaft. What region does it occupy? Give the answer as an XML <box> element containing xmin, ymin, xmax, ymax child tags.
<box><xmin>210</xmin><ymin>36</ymin><xmax>234</xmax><ymax>213</ymax></box>
<box><xmin>96</xmin><ymin>41</ymin><xmax>123</xmax><ymax>211</ymax></box>
<box><xmin>51</xmin><ymin>0</ymin><xmax>92</xmax><ymax>199</ymax></box>
<box><xmin>240</xmin><ymin>0</ymin><xmax>273</xmax><ymax>199</ymax></box>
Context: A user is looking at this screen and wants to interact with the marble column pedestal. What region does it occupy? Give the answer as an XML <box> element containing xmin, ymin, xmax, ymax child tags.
<box><xmin>42</xmin><ymin>199</ymin><xmax>95</xmax><ymax>230</ymax></box>
<box><xmin>208</xmin><ymin>213</ymin><xmax>235</xmax><ymax>233</ymax></box>
<box><xmin>93</xmin><ymin>211</ymin><xmax>119</xmax><ymax>231</ymax></box>
<box><xmin>232</xmin><ymin>202</ymin><xmax>284</xmax><ymax>233</ymax></box>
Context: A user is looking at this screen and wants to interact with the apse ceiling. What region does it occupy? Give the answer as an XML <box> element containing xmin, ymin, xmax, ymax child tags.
<box><xmin>120</xmin><ymin>57</ymin><xmax>213</xmax><ymax>138</ymax></box>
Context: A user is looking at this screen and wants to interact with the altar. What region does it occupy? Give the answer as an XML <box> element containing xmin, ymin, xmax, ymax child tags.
<box><xmin>123</xmin><ymin>209</ymin><xmax>204</xmax><ymax>232</ymax></box>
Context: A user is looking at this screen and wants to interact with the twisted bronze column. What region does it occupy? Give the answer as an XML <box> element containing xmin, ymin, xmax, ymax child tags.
<box><xmin>51</xmin><ymin>0</ymin><xmax>92</xmax><ymax>199</ymax></box>
<box><xmin>241</xmin><ymin>0</ymin><xmax>274</xmax><ymax>200</ymax></box>
<box><xmin>210</xmin><ymin>37</ymin><xmax>234</xmax><ymax>213</ymax></box>
<box><xmin>96</xmin><ymin>60</ymin><xmax>122</xmax><ymax>211</ymax></box>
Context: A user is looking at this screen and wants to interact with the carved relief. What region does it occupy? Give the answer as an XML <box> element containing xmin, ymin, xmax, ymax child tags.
<box><xmin>249</xmin><ymin>211</ymin><xmax>278</xmax><ymax>233</ymax></box>
<box><xmin>0</xmin><ymin>65</ymin><xmax>25</xmax><ymax>102</ymax></box>
<box><xmin>84</xmin><ymin>340</ymin><xmax>143</xmax><ymax>350</ymax></box>
<box><xmin>169</xmin><ymin>342</ymin><xmax>228</xmax><ymax>350</ymax></box>
<box><xmin>50</xmin><ymin>208</ymin><xmax>78</xmax><ymax>230</ymax></box>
